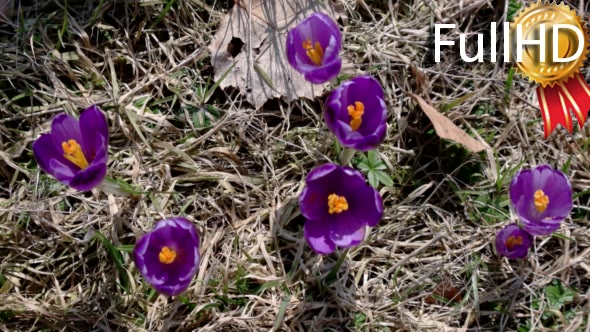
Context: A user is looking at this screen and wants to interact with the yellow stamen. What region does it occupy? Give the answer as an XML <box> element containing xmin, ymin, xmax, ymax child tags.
<box><xmin>61</xmin><ymin>139</ymin><xmax>89</xmax><ymax>169</ymax></box>
<box><xmin>506</xmin><ymin>235</ymin><xmax>523</xmax><ymax>250</ymax></box>
<box><xmin>302</xmin><ymin>39</ymin><xmax>324</xmax><ymax>66</ymax></box>
<box><xmin>159</xmin><ymin>246</ymin><xmax>177</xmax><ymax>264</ymax></box>
<box><xmin>534</xmin><ymin>189</ymin><xmax>549</xmax><ymax>212</ymax></box>
<box><xmin>348</xmin><ymin>101</ymin><xmax>365</xmax><ymax>131</ymax></box>
<box><xmin>328</xmin><ymin>193</ymin><xmax>348</xmax><ymax>214</ymax></box>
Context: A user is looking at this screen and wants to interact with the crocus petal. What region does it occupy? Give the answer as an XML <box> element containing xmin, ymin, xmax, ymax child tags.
<box><xmin>299</xmin><ymin>183</ymin><xmax>331</xmax><ymax>221</ymax></box>
<box><xmin>304</xmin><ymin>219</ymin><xmax>336</xmax><ymax>255</ymax></box>
<box><xmin>289</xmin><ymin>22</ymin><xmax>319</xmax><ymax>68</ymax></box>
<box><xmin>48</xmin><ymin>159</ymin><xmax>76</xmax><ymax>184</ymax></box>
<box><xmin>134</xmin><ymin>233</ymin><xmax>171</xmax><ymax>286</ymax></box>
<box><xmin>319</xmin><ymin>31</ymin><xmax>341</xmax><ymax>61</ymax></box>
<box><xmin>50</xmin><ymin>113</ymin><xmax>84</xmax><ymax>151</ymax></box>
<box><xmin>355</xmin><ymin>185</ymin><xmax>383</xmax><ymax>227</ymax></box>
<box><xmin>153</xmin><ymin>279</ymin><xmax>191</xmax><ymax>297</ymax></box>
<box><xmin>306</xmin><ymin>13</ymin><xmax>341</xmax><ymax>56</ymax></box>
<box><xmin>174</xmin><ymin>244</ymin><xmax>200</xmax><ymax>282</ymax></box>
<box><xmin>141</xmin><ymin>254</ymin><xmax>171</xmax><ymax>286</ymax></box>
<box><xmin>68</xmin><ymin>160</ymin><xmax>106</xmax><ymax>191</ymax></box>
<box><xmin>79</xmin><ymin>105</ymin><xmax>109</xmax><ymax>159</ymax></box>
<box><xmin>508</xmin><ymin>172</ymin><xmax>523</xmax><ymax>204</ymax></box>
<box><xmin>306</xmin><ymin>163</ymin><xmax>339</xmax><ymax>182</ymax></box>
<box><xmin>520</xmin><ymin>217</ymin><xmax>561</xmax><ymax>236</ymax></box>
<box><xmin>170</xmin><ymin>218</ymin><xmax>201</xmax><ymax>282</ymax></box>
<box><xmin>299</xmin><ymin>164</ymin><xmax>353</xmax><ymax>221</ymax></box>
<box><xmin>357</xmin><ymin>97</ymin><xmax>387</xmax><ymax>137</ymax></box>
<box><xmin>67</xmin><ymin>136</ymin><xmax>108</xmax><ymax>191</ymax></box>
<box><xmin>329</xmin><ymin>213</ymin><xmax>366</xmax><ymax>247</ymax></box>
<box><xmin>303</xmin><ymin>58</ymin><xmax>342</xmax><ymax>84</ymax></box>
<box><xmin>542</xmin><ymin>171</ymin><xmax>572</xmax><ymax>217</ymax></box>
<box><xmin>33</xmin><ymin>133</ymin><xmax>78</xmax><ymax>180</ymax></box>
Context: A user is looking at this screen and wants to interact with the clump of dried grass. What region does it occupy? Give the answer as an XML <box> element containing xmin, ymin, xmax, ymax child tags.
<box><xmin>0</xmin><ymin>0</ymin><xmax>589</xmax><ymax>331</ymax></box>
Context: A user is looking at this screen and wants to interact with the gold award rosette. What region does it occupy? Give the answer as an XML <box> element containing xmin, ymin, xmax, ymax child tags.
<box><xmin>510</xmin><ymin>1</ymin><xmax>590</xmax><ymax>138</ymax></box>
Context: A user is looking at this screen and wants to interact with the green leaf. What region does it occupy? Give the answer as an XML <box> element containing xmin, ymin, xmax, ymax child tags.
<box><xmin>356</xmin><ymin>161</ymin><xmax>371</xmax><ymax>172</ymax></box>
<box><xmin>545</xmin><ymin>281</ymin><xmax>574</xmax><ymax>310</ymax></box>
<box><xmin>150</xmin><ymin>0</ymin><xmax>176</xmax><ymax>29</ymax></box>
<box><xmin>551</xmin><ymin>232</ymin><xmax>575</xmax><ymax>242</ymax></box>
<box><xmin>179</xmin><ymin>296</ymin><xmax>197</xmax><ymax>310</ymax></box>
<box><xmin>95</xmin><ymin>232</ymin><xmax>130</xmax><ymax>292</ymax></box>
<box><xmin>353</xmin><ymin>313</ymin><xmax>367</xmax><ymax>330</ymax></box>
<box><xmin>375</xmin><ymin>170</ymin><xmax>394</xmax><ymax>187</ymax></box>
<box><xmin>573</xmin><ymin>188</ymin><xmax>590</xmax><ymax>199</ymax></box>
<box><xmin>504</xmin><ymin>67</ymin><xmax>515</xmax><ymax>104</ymax></box>
<box><xmin>271</xmin><ymin>294</ymin><xmax>291</xmax><ymax>332</ymax></box>
<box><xmin>367</xmin><ymin>150</ymin><xmax>380</xmax><ymax>167</ymax></box>
<box><xmin>116</xmin><ymin>244</ymin><xmax>135</xmax><ymax>253</ymax></box>
<box><xmin>373</xmin><ymin>163</ymin><xmax>387</xmax><ymax>171</ymax></box>
<box><xmin>562</xmin><ymin>154</ymin><xmax>573</xmax><ymax>173</ymax></box>
<box><xmin>203</xmin><ymin>62</ymin><xmax>236</xmax><ymax>103</ymax></box>
<box><xmin>517</xmin><ymin>320</ymin><xmax>532</xmax><ymax>332</ymax></box>
<box><xmin>368</xmin><ymin>171</ymin><xmax>379</xmax><ymax>188</ymax></box>
<box><xmin>190</xmin><ymin>105</ymin><xmax>221</xmax><ymax>128</ymax></box>
<box><xmin>507</xmin><ymin>0</ymin><xmax>522</xmax><ymax>22</ymax></box>
<box><xmin>441</xmin><ymin>91</ymin><xmax>478</xmax><ymax>112</ymax></box>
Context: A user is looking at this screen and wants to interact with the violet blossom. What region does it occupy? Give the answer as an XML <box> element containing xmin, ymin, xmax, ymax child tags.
<box><xmin>299</xmin><ymin>163</ymin><xmax>383</xmax><ymax>254</ymax></box>
<box><xmin>133</xmin><ymin>217</ymin><xmax>201</xmax><ymax>296</ymax></box>
<box><xmin>324</xmin><ymin>76</ymin><xmax>387</xmax><ymax>151</ymax></box>
<box><xmin>286</xmin><ymin>12</ymin><xmax>342</xmax><ymax>84</ymax></box>
<box><xmin>510</xmin><ymin>165</ymin><xmax>572</xmax><ymax>236</ymax></box>
<box><xmin>495</xmin><ymin>223</ymin><xmax>533</xmax><ymax>259</ymax></box>
<box><xmin>32</xmin><ymin>105</ymin><xmax>109</xmax><ymax>191</ymax></box>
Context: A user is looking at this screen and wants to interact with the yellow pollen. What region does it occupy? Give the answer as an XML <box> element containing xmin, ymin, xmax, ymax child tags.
<box><xmin>348</xmin><ymin>101</ymin><xmax>365</xmax><ymax>131</ymax></box>
<box><xmin>534</xmin><ymin>189</ymin><xmax>549</xmax><ymax>212</ymax></box>
<box><xmin>61</xmin><ymin>139</ymin><xmax>89</xmax><ymax>169</ymax></box>
<box><xmin>328</xmin><ymin>193</ymin><xmax>348</xmax><ymax>214</ymax></box>
<box><xmin>506</xmin><ymin>235</ymin><xmax>523</xmax><ymax>250</ymax></box>
<box><xmin>302</xmin><ymin>39</ymin><xmax>324</xmax><ymax>66</ymax></box>
<box><xmin>159</xmin><ymin>246</ymin><xmax>177</xmax><ymax>264</ymax></box>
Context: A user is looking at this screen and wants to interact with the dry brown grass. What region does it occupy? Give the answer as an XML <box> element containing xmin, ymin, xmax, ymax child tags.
<box><xmin>1</xmin><ymin>0</ymin><xmax>590</xmax><ymax>331</ymax></box>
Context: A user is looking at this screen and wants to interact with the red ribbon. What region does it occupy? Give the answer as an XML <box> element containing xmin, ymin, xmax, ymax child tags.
<box><xmin>536</xmin><ymin>73</ymin><xmax>590</xmax><ymax>138</ymax></box>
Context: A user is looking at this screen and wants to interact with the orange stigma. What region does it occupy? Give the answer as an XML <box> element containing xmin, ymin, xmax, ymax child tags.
<box><xmin>302</xmin><ymin>39</ymin><xmax>324</xmax><ymax>66</ymax></box>
<box><xmin>159</xmin><ymin>246</ymin><xmax>177</xmax><ymax>264</ymax></box>
<box><xmin>61</xmin><ymin>139</ymin><xmax>89</xmax><ymax>169</ymax></box>
<box><xmin>506</xmin><ymin>235</ymin><xmax>523</xmax><ymax>250</ymax></box>
<box><xmin>328</xmin><ymin>193</ymin><xmax>348</xmax><ymax>214</ymax></box>
<box><xmin>347</xmin><ymin>101</ymin><xmax>365</xmax><ymax>131</ymax></box>
<box><xmin>534</xmin><ymin>189</ymin><xmax>549</xmax><ymax>212</ymax></box>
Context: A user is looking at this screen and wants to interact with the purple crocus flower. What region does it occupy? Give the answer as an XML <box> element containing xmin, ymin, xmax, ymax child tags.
<box><xmin>299</xmin><ymin>163</ymin><xmax>383</xmax><ymax>255</ymax></box>
<box><xmin>133</xmin><ymin>217</ymin><xmax>201</xmax><ymax>296</ymax></box>
<box><xmin>324</xmin><ymin>76</ymin><xmax>387</xmax><ymax>151</ymax></box>
<box><xmin>32</xmin><ymin>105</ymin><xmax>109</xmax><ymax>191</ymax></box>
<box><xmin>510</xmin><ymin>165</ymin><xmax>573</xmax><ymax>236</ymax></box>
<box><xmin>495</xmin><ymin>223</ymin><xmax>533</xmax><ymax>259</ymax></box>
<box><xmin>286</xmin><ymin>12</ymin><xmax>342</xmax><ymax>84</ymax></box>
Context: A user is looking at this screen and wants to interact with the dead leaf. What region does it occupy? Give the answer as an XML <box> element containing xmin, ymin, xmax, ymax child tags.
<box><xmin>425</xmin><ymin>280</ymin><xmax>462</xmax><ymax>304</ymax></box>
<box><xmin>409</xmin><ymin>93</ymin><xmax>490</xmax><ymax>153</ymax></box>
<box><xmin>208</xmin><ymin>0</ymin><xmax>344</xmax><ymax>109</ymax></box>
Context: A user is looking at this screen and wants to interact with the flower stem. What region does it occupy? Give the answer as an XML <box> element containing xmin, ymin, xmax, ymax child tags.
<box><xmin>339</xmin><ymin>148</ymin><xmax>356</xmax><ymax>166</ymax></box>
<box><xmin>325</xmin><ymin>248</ymin><xmax>349</xmax><ymax>284</ymax></box>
